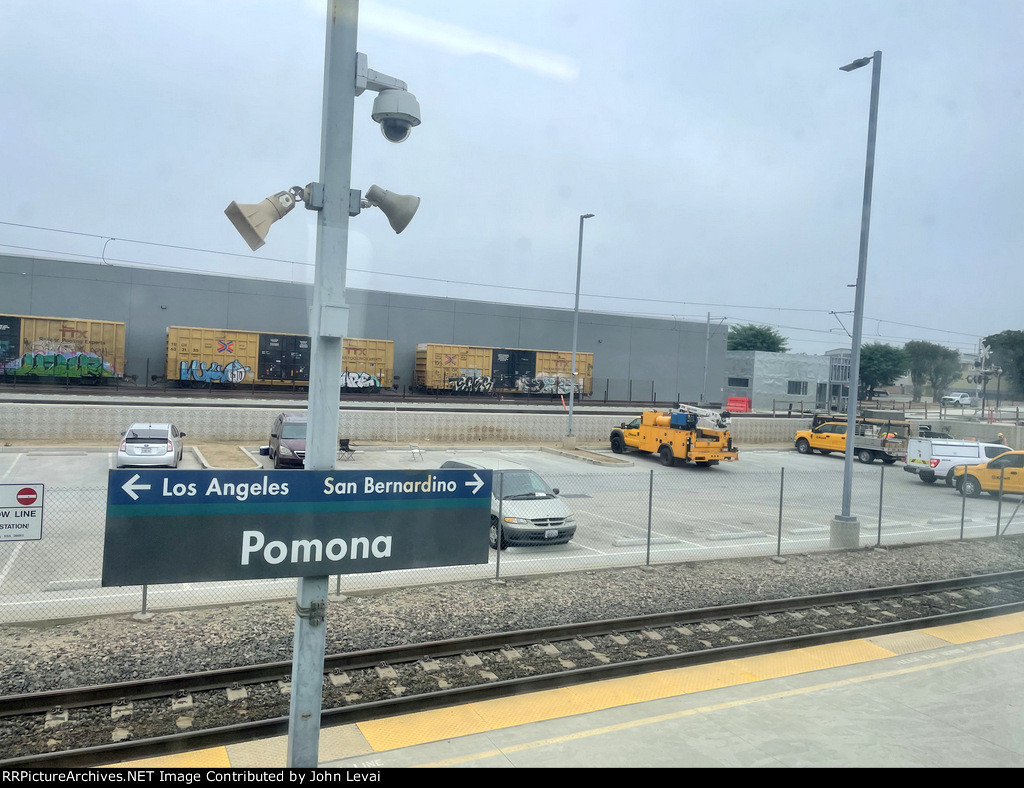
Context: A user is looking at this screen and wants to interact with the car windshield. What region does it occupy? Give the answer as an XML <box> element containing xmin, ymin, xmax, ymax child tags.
<box><xmin>126</xmin><ymin>428</ymin><xmax>168</xmax><ymax>440</ymax></box>
<box><xmin>495</xmin><ymin>470</ymin><xmax>552</xmax><ymax>499</ymax></box>
<box><xmin>281</xmin><ymin>423</ymin><xmax>306</xmax><ymax>440</ymax></box>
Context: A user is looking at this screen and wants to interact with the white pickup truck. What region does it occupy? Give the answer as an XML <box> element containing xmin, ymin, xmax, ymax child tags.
<box><xmin>904</xmin><ymin>437</ymin><xmax>1011</xmax><ymax>486</ymax></box>
<box><xmin>941</xmin><ymin>393</ymin><xmax>972</xmax><ymax>406</ymax></box>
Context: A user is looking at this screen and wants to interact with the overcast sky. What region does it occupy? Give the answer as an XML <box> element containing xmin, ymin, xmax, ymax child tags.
<box><xmin>3</xmin><ymin>0</ymin><xmax>1021</xmax><ymax>354</ymax></box>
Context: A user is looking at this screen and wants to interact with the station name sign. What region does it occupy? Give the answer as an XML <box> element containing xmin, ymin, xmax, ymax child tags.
<box><xmin>102</xmin><ymin>469</ymin><xmax>491</xmax><ymax>586</ymax></box>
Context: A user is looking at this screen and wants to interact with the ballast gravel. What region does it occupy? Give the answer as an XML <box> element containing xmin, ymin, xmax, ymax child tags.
<box><xmin>3</xmin><ymin>536</ymin><xmax>1024</xmax><ymax>697</ymax></box>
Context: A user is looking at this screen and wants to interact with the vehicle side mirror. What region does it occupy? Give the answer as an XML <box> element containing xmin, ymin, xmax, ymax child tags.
<box><xmin>620</xmin><ymin>423</ymin><xmax>626</xmax><ymax>429</ymax></box>
<box><xmin>179</xmin><ymin>432</ymin><xmax>186</xmax><ymax>438</ymax></box>
<box><xmin>120</xmin><ymin>432</ymin><xmax>126</xmax><ymax>436</ymax></box>
<box><xmin>552</xmin><ymin>488</ymin><xmax>560</xmax><ymax>495</ymax></box>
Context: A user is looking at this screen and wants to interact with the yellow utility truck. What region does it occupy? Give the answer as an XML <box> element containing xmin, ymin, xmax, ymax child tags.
<box><xmin>793</xmin><ymin>415</ymin><xmax>911</xmax><ymax>464</ymax></box>
<box><xmin>609</xmin><ymin>405</ymin><xmax>739</xmax><ymax>467</ymax></box>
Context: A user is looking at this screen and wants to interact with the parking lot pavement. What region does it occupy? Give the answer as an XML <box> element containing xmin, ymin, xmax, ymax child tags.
<box><xmin>1</xmin><ymin>443</ymin><xmax>1022</xmax><ymax>623</ymax></box>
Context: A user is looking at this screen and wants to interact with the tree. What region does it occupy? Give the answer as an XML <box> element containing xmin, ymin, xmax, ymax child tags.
<box><xmin>924</xmin><ymin>346</ymin><xmax>961</xmax><ymax>402</ymax></box>
<box><xmin>984</xmin><ymin>331</ymin><xmax>1024</xmax><ymax>400</ymax></box>
<box><xmin>904</xmin><ymin>340</ymin><xmax>958</xmax><ymax>402</ymax></box>
<box><xmin>727</xmin><ymin>324</ymin><xmax>789</xmax><ymax>352</ymax></box>
<box><xmin>857</xmin><ymin>343</ymin><xmax>906</xmax><ymax>399</ymax></box>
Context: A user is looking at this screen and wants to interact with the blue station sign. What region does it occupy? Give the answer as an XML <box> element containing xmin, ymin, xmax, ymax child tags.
<box><xmin>102</xmin><ymin>468</ymin><xmax>492</xmax><ymax>586</ymax></box>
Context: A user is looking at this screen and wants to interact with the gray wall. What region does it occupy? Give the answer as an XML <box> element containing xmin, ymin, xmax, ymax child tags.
<box><xmin>724</xmin><ymin>351</ymin><xmax>830</xmax><ymax>411</ymax></box>
<box><xmin>0</xmin><ymin>253</ymin><xmax>728</xmax><ymax>402</ymax></box>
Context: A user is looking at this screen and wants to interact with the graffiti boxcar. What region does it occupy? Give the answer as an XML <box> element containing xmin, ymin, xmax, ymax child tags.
<box><xmin>413</xmin><ymin>343</ymin><xmax>593</xmax><ymax>395</ymax></box>
<box><xmin>0</xmin><ymin>314</ymin><xmax>126</xmax><ymax>380</ymax></box>
<box><xmin>165</xmin><ymin>326</ymin><xmax>393</xmax><ymax>390</ymax></box>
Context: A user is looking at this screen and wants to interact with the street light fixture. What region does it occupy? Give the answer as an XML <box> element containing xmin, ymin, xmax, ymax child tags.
<box><xmin>834</xmin><ymin>51</ymin><xmax>882</xmax><ymax>546</ymax></box>
<box><xmin>568</xmin><ymin>213</ymin><xmax>594</xmax><ymax>439</ymax></box>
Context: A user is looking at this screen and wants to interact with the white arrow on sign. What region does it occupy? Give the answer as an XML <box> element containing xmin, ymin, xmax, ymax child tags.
<box><xmin>121</xmin><ymin>473</ymin><xmax>152</xmax><ymax>501</ymax></box>
<box><xmin>465</xmin><ymin>472</ymin><xmax>485</xmax><ymax>495</ymax></box>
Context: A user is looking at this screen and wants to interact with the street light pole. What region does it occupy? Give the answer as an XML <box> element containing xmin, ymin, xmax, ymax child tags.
<box><xmin>568</xmin><ymin>213</ymin><xmax>594</xmax><ymax>438</ymax></box>
<box><xmin>288</xmin><ymin>0</ymin><xmax>359</xmax><ymax>767</ymax></box>
<box><xmin>837</xmin><ymin>51</ymin><xmax>882</xmax><ymax>531</ymax></box>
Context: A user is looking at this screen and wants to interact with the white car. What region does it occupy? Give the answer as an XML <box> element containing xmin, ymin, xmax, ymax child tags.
<box><xmin>116</xmin><ymin>423</ymin><xmax>185</xmax><ymax>468</ymax></box>
<box><xmin>941</xmin><ymin>393</ymin><xmax>972</xmax><ymax>406</ymax></box>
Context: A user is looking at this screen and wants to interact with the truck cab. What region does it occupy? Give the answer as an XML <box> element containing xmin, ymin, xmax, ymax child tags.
<box><xmin>794</xmin><ymin>422</ymin><xmax>847</xmax><ymax>455</ymax></box>
<box><xmin>954</xmin><ymin>450</ymin><xmax>1024</xmax><ymax>497</ymax></box>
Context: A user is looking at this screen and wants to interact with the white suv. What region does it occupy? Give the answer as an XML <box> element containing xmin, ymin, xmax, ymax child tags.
<box><xmin>941</xmin><ymin>393</ymin><xmax>972</xmax><ymax>406</ymax></box>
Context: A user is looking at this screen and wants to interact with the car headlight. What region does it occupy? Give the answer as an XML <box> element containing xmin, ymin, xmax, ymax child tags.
<box><xmin>563</xmin><ymin>516</ymin><xmax>576</xmax><ymax>525</ymax></box>
<box><xmin>280</xmin><ymin>446</ymin><xmax>293</xmax><ymax>456</ymax></box>
<box><xmin>502</xmin><ymin>516</ymin><xmax>530</xmax><ymax>526</ymax></box>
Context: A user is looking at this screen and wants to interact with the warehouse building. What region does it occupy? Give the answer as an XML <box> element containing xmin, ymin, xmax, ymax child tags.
<box><xmin>0</xmin><ymin>253</ymin><xmax>729</xmax><ymax>404</ymax></box>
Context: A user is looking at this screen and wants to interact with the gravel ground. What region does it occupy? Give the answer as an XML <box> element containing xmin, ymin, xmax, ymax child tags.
<box><xmin>3</xmin><ymin>535</ymin><xmax>1024</xmax><ymax>697</ymax></box>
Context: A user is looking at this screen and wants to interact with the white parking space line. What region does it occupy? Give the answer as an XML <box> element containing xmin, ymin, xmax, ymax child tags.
<box><xmin>0</xmin><ymin>543</ymin><xmax>24</xmax><ymax>591</ymax></box>
<box><xmin>1</xmin><ymin>453</ymin><xmax>23</xmax><ymax>481</ymax></box>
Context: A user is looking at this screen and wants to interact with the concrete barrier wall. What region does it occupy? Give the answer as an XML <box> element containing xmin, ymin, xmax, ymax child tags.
<box><xmin>0</xmin><ymin>403</ymin><xmax>802</xmax><ymax>446</ymax></box>
<box><xmin>1</xmin><ymin>403</ymin><xmax>1016</xmax><ymax>448</ymax></box>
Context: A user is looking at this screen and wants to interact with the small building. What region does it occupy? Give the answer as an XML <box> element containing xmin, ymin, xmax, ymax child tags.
<box><xmin>723</xmin><ymin>351</ymin><xmax>831</xmax><ymax>412</ymax></box>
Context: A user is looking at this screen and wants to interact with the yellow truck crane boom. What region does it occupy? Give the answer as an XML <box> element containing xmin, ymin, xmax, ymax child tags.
<box><xmin>609</xmin><ymin>407</ymin><xmax>739</xmax><ymax>467</ymax></box>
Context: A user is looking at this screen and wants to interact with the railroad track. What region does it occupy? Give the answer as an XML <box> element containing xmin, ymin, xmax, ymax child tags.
<box><xmin>5</xmin><ymin>570</ymin><xmax>1024</xmax><ymax>767</ymax></box>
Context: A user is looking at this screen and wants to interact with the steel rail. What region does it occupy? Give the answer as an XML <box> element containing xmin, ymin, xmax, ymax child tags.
<box><xmin>3</xmin><ymin>569</ymin><xmax>1023</xmax><ymax>720</ymax></box>
<box><xmin>5</xmin><ymin>594</ymin><xmax>1024</xmax><ymax>768</ymax></box>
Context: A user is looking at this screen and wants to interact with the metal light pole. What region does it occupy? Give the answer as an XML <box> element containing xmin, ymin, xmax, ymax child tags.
<box><xmin>837</xmin><ymin>51</ymin><xmax>882</xmax><ymax>530</ymax></box>
<box><xmin>567</xmin><ymin>213</ymin><xmax>594</xmax><ymax>438</ymax></box>
<box><xmin>287</xmin><ymin>0</ymin><xmax>359</xmax><ymax>767</ymax></box>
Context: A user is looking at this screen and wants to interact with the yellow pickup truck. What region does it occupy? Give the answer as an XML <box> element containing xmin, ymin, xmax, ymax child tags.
<box><xmin>794</xmin><ymin>419</ymin><xmax>908</xmax><ymax>464</ymax></box>
<box><xmin>954</xmin><ymin>450</ymin><xmax>1024</xmax><ymax>497</ymax></box>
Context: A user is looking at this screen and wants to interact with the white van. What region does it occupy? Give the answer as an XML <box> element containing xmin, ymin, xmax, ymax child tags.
<box><xmin>904</xmin><ymin>438</ymin><xmax>1011</xmax><ymax>486</ymax></box>
<box><xmin>440</xmin><ymin>458</ymin><xmax>576</xmax><ymax>550</ymax></box>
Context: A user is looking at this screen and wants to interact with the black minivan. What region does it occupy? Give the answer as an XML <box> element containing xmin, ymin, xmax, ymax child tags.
<box><xmin>269</xmin><ymin>412</ymin><xmax>306</xmax><ymax>469</ymax></box>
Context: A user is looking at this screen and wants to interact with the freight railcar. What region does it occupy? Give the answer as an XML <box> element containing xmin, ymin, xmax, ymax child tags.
<box><xmin>165</xmin><ymin>327</ymin><xmax>393</xmax><ymax>391</ymax></box>
<box><xmin>0</xmin><ymin>314</ymin><xmax>126</xmax><ymax>380</ymax></box>
<box><xmin>413</xmin><ymin>343</ymin><xmax>593</xmax><ymax>395</ymax></box>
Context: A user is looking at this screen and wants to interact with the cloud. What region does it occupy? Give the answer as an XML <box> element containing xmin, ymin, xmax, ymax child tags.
<box><xmin>361</xmin><ymin>3</ymin><xmax>579</xmax><ymax>83</ymax></box>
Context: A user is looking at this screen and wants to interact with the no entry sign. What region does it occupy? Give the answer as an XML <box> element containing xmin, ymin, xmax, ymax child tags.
<box><xmin>0</xmin><ymin>483</ymin><xmax>44</xmax><ymax>542</ymax></box>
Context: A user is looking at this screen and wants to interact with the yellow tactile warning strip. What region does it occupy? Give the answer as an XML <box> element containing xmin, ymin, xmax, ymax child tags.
<box><xmin>921</xmin><ymin>611</ymin><xmax>1024</xmax><ymax>644</ymax></box>
<box><xmin>107</xmin><ymin>746</ymin><xmax>231</xmax><ymax>768</ymax></box>
<box><xmin>355</xmin><ymin>639</ymin><xmax>894</xmax><ymax>752</ymax></box>
<box><xmin>106</xmin><ymin>611</ymin><xmax>1024</xmax><ymax>767</ymax></box>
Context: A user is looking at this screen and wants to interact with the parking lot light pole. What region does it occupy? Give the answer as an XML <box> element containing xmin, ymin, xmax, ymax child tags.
<box><xmin>568</xmin><ymin>213</ymin><xmax>594</xmax><ymax>439</ymax></box>
<box><xmin>835</xmin><ymin>51</ymin><xmax>882</xmax><ymax>542</ymax></box>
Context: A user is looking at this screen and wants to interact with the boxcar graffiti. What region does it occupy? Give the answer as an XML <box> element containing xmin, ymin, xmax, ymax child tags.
<box><xmin>413</xmin><ymin>343</ymin><xmax>593</xmax><ymax>396</ymax></box>
<box><xmin>0</xmin><ymin>314</ymin><xmax>126</xmax><ymax>380</ymax></box>
<box><xmin>165</xmin><ymin>327</ymin><xmax>393</xmax><ymax>390</ymax></box>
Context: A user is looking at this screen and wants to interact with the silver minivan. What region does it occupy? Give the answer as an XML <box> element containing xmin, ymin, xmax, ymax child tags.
<box><xmin>440</xmin><ymin>458</ymin><xmax>576</xmax><ymax>550</ymax></box>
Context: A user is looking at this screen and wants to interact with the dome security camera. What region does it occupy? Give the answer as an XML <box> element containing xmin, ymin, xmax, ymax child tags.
<box><xmin>371</xmin><ymin>89</ymin><xmax>421</xmax><ymax>143</ymax></box>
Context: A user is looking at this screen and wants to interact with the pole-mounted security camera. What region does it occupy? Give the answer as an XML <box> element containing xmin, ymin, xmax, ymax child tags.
<box><xmin>371</xmin><ymin>89</ymin><xmax>421</xmax><ymax>143</ymax></box>
<box><xmin>356</xmin><ymin>53</ymin><xmax>421</xmax><ymax>143</ymax></box>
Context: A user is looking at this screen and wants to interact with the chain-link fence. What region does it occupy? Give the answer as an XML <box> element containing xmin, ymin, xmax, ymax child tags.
<box><xmin>2</xmin><ymin>469</ymin><xmax>1022</xmax><ymax>624</ymax></box>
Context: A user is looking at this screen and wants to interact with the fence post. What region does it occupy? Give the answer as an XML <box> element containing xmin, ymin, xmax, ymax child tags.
<box><xmin>997</xmin><ymin>468</ymin><xmax>1005</xmax><ymax>536</ymax></box>
<box><xmin>493</xmin><ymin>474</ymin><xmax>504</xmax><ymax>581</ymax></box>
<box><xmin>645</xmin><ymin>469</ymin><xmax>654</xmax><ymax>566</ymax></box>
<box><xmin>776</xmin><ymin>467</ymin><xmax>784</xmax><ymax>556</ymax></box>
<box><xmin>959</xmin><ymin>463</ymin><xmax>967</xmax><ymax>540</ymax></box>
<box><xmin>876</xmin><ymin>463</ymin><xmax>884</xmax><ymax>547</ymax></box>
